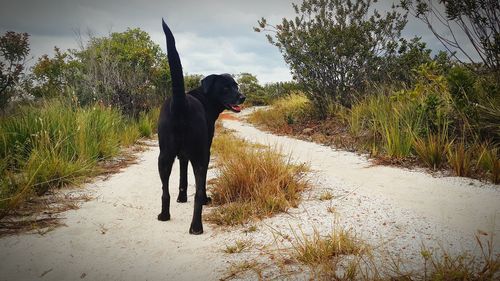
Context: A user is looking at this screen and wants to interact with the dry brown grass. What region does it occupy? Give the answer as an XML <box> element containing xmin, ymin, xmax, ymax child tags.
<box><xmin>224</xmin><ymin>239</ymin><xmax>252</xmax><ymax>254</ymax></box>
<box><xmin>270</xmin><ymin>226</ymin><xmax>500</xmax><ymax>280</ymax></box>
<box><xmin>319</xmin><ymin>190</ymin><xmax>334</xmax><ymax>201</ymax></box>
<box><xmin>221</xmin><ymin>260</ymin><xmax>265</xmax><ymax>281</ymax></box>
<box><xmin>206</xmin><ymin>127</ymin><xmax>309</xmax><ymax>226</ymax></box>
<box><xmin>274</xmin><ymin>225</ymin><xmax>367</xmax><ymax>280</ymax></box>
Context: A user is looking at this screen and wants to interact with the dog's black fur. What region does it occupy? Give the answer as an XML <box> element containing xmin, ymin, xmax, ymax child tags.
<box><xmin>158</xmin><ymin>19</ymin><xmax>245</xmax><ymax>234</ymax></box>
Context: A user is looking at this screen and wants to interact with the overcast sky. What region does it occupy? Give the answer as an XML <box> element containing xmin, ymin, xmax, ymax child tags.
<box><xmin>0</xmin><ymin>0</ymin><xmax>475</xmax><ymax>83</ymax></box>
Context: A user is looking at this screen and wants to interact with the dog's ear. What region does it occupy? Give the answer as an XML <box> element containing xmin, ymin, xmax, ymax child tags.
<box><xmin>201</xmin><ymin>74</ymin><xmax>218</xmax><ymax>94</ymax></box>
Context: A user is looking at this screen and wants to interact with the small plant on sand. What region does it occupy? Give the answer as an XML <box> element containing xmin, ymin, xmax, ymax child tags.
<box><xmin>207</xmin><ymin>129</ymin><xmax>309</xmax><ymax>226</ymax></box>
<box><xmin>273</xmin><ymin>226</ymin><xmax>499</xmax><ymax>280</ymax></box>
<box><xmin>222</xmin><ymin>260</ymin><xmax>264</xmax><ymax>281</ymax></box>
<box><xmin>319</xmin><ymin>191</ymin><xmax>334</xmax><ymax>201</ymax></box>
<box><xmin>224</xmin><ymin>239</ymin><xmax>252</xmax><ymax>254</ymax></box>
<box><xmin>276</xmin><ymin>225</ymin><xmax>365</xmax><ymax>280</ymax></box>
<box><xmin>417</xmin><ymin>234</ymin><xmax>500</xmax><ymax>280</ymax></box>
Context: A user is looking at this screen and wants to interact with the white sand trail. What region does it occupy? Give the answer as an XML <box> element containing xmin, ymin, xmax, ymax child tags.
<box><xmin>1</xmin><ymin>110</ymin><xmax>498</xmax><ymax>280</ymax></box>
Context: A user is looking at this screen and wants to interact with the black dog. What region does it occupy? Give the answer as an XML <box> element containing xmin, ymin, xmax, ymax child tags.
<box><xmin>157</xmin><ymin>19</ymin><xmax>245</xmax><ymax>234</ymax></box>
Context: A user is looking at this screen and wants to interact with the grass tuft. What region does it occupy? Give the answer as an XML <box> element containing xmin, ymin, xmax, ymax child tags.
<box><xmin>207</xmin><ymin>127</ymin><xmax>309</xmax><ymax>226</ymax></box>
<box><xmin>447</xmin><ymin>141</ymin><xmax>473</xmax><ymax>177</ymax></box>
<box><xmin>417</xmin><ymin>234</ymin><xmax>500</xmax><ymax>280</ymax></box>
<box><xmin>413</xmin><ymin>130</ymin><xmax>452</xmax><ymax>170</ymax></box>
<box><xmin>224</xmin><ymin>239</ymin><xmax>252</xmax><ymax>254</ymax></box>
<box><xmin>290</xmin><ymin>227</ymin><xmax>363</xmax><ymax>266</ymax></box>
<box><xmin>319</xmin><ymin>191</ymin><xmax>334</xmax><ymax>201</ymax></box>
<box><xmin>477</xmin><ymin>143</ymin><xmax>500</xmax><ymax>184</ymax></box>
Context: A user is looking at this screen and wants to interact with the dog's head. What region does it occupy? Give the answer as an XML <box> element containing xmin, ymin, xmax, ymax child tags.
<box><xmin>201</xmin><ymin>74</ymin><xmax>246</xmax><ymax>113</ymax></box>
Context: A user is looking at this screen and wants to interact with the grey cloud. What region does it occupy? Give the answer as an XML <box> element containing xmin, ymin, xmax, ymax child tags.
<box><xmin>0</xmin><ymin>0</ymin><xmax>481</xmax><ymax>83</ymax></box>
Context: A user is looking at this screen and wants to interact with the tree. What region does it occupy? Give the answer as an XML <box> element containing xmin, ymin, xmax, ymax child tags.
<box><xmin>255</xmin><ymin>0</ymin><xmax>407</xmax><ymax>115</ymax></box>
<box><xmin>262</xmin><ymin>81</ymin><xmax>302</xmax><ymax>100</ymax></box>
<box><xmin>378</xmin><ymin>36</ymin><xmax>432</xmax><ymax>86</ymax></box>
<box><xmin>400</xmin><ymin>0</ymin><xmax>500</xmax><ymax>76</ymax></box>
<box><xmin>184</xmin><ymin>74</ymin><xmax>203</xmax><ymax>92</ymax></box>
<box><xmin>236</xmin><ymin>73</ymin><xmax>267</xmax><ymax>105</ymax></box>
<box><xmin>32</xmin><ymin>47</ymin><xmax>69</xmax><ymax>98</ymax></box>
<box><xmin>71</xmin><ymin>28</ymin><xmax>170</xmax><ymax>116</ymax></box>
<box><xmin>0</xmin><ymin>31</ymin><xmax>30</xmax><ymax>109</ymax></box>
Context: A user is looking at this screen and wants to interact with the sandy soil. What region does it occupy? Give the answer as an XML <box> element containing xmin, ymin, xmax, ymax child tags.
<box><xmin>1</xmin><ymin>110</ymin><xmax>499</xmax><ymax>281</ymax></box>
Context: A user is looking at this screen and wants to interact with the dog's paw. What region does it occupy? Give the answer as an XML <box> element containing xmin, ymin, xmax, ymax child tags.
<box><xmin>189</xmin><ymin>223</ymin><xmax>204</xmax><ymax>235</ymax></box>
<box><xmin>202</xmin><ymin>196</ymin><xmax>212</xmax><ymax>205</ymax></box>
<box><xmin>157</xmin><ymin>212</ymin><xmax>171</xmax><ymax>221</ymax></box>
<box><xmin>176</xmin><ymin>194</ymin><xmax>187</xmax><ymax>203</ymax></box>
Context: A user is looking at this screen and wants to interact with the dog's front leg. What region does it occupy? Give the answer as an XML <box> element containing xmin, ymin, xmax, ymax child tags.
<box><xmin>158</xmin><ymin>152</ymin><xmax>175</xmax><ymax>221</ymax></box>
<box><xmin>177</xmin><ymin>158</ymin><xmax>188</xmax><ymax>203</ymax></box>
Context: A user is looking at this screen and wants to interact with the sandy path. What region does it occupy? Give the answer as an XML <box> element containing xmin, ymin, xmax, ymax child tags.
<box><xmin>1</xmin><ymin>111</ymin><xmax>499</xmax><ymax>280</ymax></box>
<box><xmin>222</xmin><ymin>118</ymin><xmax>500</xmax><ymax>245</ymax></box>
<box><xmin>0</xmin><ymin>141</ymin><xmax>233</xmax><ymax>281</ymax></box>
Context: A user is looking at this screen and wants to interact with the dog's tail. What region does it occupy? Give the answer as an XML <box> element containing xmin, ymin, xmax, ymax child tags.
<box><xmin>162</xmin><ymin>18</ymin><xmax>185</xmax><ymax>112</ymax></box>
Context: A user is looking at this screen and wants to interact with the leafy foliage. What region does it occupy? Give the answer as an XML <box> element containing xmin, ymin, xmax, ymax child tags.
<box><xmin>236</xmin><ymin>73</ymin><xmax>267</xmax><ymax>105</ymax></box>
<box><xmin>0</xmin><ymin>31</ymin><xmax>30</xmax><ymax>109</ymax></box>
<box><xmin>32</xmin><ymin>47</ymin><xmax>70</xmax><ymax>98</ymax></box>
<box><xmin>255</xmin><ymin>0</ymin><xmax>408</xmax><ymax>115</ymax></box>
<box><xmin>69</xmin><ymin>28</ymin><xmax>170</xmax><ymax>116</ymax></box>
<box><xmin>184</xmin><ymin>73</ymin><xmax>203</xmax><ymax>92</ymax></box>
<box><xmin>401</xmin><ymin>0</ymin><xmax>500</xmax><ymax>76</ymax></box>
<box><xmin>28</xmin><ymin>29</ymin><xmax>171</xmax><ymax>117</ymax></box>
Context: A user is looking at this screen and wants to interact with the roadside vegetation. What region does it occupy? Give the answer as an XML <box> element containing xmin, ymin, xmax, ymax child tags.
<box><xmin>250</xmin><ymin>0</ymin><xmax>499</xmax><ymax>183</ymax></box>
<box><xmin>0</xmin><ymin>29</ymin><xmax>163</xmax><ymax>218</ymax></box>
<box><xmin>207</xmin><ymin>127</ymin><xmax>309</xmax><ymax>226</ymax></box>
<box><xmin>0</xmin><ymin>99</ymin><xmax>159</xmax><ymax>217</ymax></box>
<box><xmin>210</xmin><ymin>126</ymin><xmax>494</xmax><ymax>279</ymax></box>
<box><xmin>224</xmin><ymin>224</ymin><xmax>499</xmax><ymax>280</ymax></box>
<box><xmin>280</xmin><ymin>229</ymin><xmax>499</xmax><ymax>280</ymax></box>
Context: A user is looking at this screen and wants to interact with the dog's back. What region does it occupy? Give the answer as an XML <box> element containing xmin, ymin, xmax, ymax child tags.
<box><xmin>157</xmin><ymin>95</ymin><xmax>208</xmax><ymax>158</ymax></box>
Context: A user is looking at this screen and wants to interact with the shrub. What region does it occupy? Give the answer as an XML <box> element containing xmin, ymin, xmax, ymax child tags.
<box><xmin>256</xmin><ymin>0</ymin><xmax>408</xmax><ymax>114</ymax></box>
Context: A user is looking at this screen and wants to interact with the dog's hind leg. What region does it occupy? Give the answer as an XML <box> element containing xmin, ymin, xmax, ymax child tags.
<box><xmin>188</xmin><ymin>158</ymin><xmax>209</xmax><ymax>235</ymax></box>
<box><xmin>157</xmin><ymin>151</ymin><xmax>175</xmax><ymax>221</ymax></box>
<box><xmin>176</xmin><ymin>158</ymin><xmax>188</xmax><ymax>203</ymax></box>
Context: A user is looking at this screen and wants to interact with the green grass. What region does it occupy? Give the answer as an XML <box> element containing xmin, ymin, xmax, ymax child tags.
<box><xmin>414</xmin><ymin>130</ymin><xmax>451</xmax><ymax>170</ymax></box>
<box><xmin>0</xmin><ymin>99</ymin><xmax>158</xmax><ymax>215</ymax></box>
<box><xmin>248</xmin><ymin>93</ymin><xmax>312</xmax><ymax>130</ymax></box>
<box><xmin>248</xmin><ymin>87</ymin><xmax>499</xmax><ymax>183</ymax></box>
